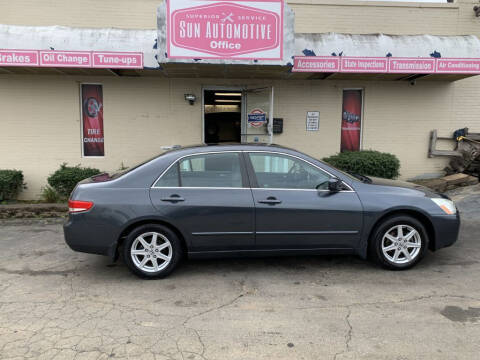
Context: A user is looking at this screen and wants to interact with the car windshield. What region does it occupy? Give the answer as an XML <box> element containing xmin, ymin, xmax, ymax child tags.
<box><xmin>315</xmin><ymin>159</ymin><xmax>363</xmax><ymax>182</ymax></box>
<box><xmin>334</xmin><ymin>167</ymin><xmax>372</xmax><ymax>183</ymax></box>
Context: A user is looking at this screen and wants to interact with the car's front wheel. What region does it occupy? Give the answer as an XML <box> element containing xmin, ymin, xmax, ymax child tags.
<box><xmin>370</xmin><ymin>215</ymin><xmax>428</xmax><ymax>270</ymax></box>
<box><xmin>123</xmin><ymin>224</ymin><xmax>182</xmax><ymax>279</ymax></box>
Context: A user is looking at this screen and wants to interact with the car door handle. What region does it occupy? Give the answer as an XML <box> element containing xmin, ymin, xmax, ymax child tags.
<box><xmin>258</xmin><ymin>197</ymin><xmax>282</xmax><ymax>205</ymax></box>
<box><xmin>161</xmin><ymin>195</ymin><xmax>185</xmax><ymax>203</ymax></box>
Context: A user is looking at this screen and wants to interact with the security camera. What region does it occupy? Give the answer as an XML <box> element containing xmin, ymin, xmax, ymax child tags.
<box><xmin>409</xmin><ymin>79</ymin><xmax>416</xmax><ymax>86</ymax></box>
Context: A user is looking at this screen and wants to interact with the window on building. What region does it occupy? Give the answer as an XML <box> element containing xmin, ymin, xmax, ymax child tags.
<box><xmin>248</xmin><ymin>153</ymin><xmax>331</xmax><ymax>190</ymax></box>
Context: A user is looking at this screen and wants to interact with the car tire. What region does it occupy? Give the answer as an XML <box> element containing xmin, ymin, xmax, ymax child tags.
<box><xmin>123</xmin><ymin>224</ymin><xmax>182</xmax><ymax>279</ymax></box>
<box><xmin>370</xmin><ymin>215</ymin><xmax>429</xmax><ymax>270</ymax></box>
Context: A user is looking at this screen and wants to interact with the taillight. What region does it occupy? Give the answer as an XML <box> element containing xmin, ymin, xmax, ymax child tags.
<box><xmin>68</xmin><ymin>200</ymin><xmax>94</xmax><ymax>213</ymax></box>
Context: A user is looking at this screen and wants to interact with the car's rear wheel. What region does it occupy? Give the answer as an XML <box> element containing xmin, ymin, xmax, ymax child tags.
<box><xmin>123</xmin><ymin>224</ymin><xmax>182</xmax><ymax>279</ymax></box>
<box><xmin>370</xmin><ymin>215</ymin><xmax>428</xmax><ymax>270</ymax></box>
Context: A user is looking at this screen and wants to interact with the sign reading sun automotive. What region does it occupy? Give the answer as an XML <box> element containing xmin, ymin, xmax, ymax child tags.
<box><xmin>166</xmin><ymin>0</ymin><xmax>283</xmax><ymax>60</ymax></box>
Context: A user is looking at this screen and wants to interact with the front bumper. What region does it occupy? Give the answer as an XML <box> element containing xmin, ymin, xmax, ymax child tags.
<box><xmin>430</xmin><ymin>212</ymin><xmax>461</xmax><ymax>250</ymax></box>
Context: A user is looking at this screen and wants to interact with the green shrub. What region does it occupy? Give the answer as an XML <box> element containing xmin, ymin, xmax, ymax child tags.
<box><xmin>0</xmin><ymin>170</ymin><xmax>25</xmax><ymax>201</ymax></box>
<box><xmin>41</xmin><ymin>185</ymin><xmax>64</xmax><ymax>203</ymax></box>
<box><xmin>48</xmin><ymin>163</ymin><xmax>101</xmax><ymax>197</ymax></box>
<box><xmin>323</xmin><ymin>150</ymin><xmax>400</xmax><ymax>179</ymax></box>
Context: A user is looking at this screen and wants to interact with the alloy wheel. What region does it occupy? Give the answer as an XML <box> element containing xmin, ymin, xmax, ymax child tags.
<box><xmin>381</xmin><ymin>225</ymin><xmax>422</xmax><ymax>265</ymax></box>
<box><xmin>130</xmin><ymin>232</ymin><xmax>172</xmax><ymax>272</ymax></box>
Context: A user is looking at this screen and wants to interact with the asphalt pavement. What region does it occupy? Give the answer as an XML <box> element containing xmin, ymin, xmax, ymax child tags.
<box><xmin>0</xmin><ymin>186</ymin><xmax>479</xmax><ymax>359</ymax></box>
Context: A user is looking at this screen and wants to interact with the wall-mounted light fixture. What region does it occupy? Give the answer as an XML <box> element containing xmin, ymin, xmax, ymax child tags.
<box><xmin>474</xmin><ymin>2</ymin><xmax>480</xmax><ymax>17</ymax></box>
<box><xmin>184</xmin><ymin>93</ymin><xmax>197</xmax><ymax>105</ymax></box>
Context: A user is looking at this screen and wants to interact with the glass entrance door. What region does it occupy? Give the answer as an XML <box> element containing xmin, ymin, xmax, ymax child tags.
<box><xmin>242</xmin><ymin>87</ymin><xmax>274</xmax><ymax>144</ymax></box>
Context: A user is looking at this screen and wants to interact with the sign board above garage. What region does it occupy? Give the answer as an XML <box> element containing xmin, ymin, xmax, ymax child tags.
<box><xmin>292</xmin><ymin>33</ymin><xmax>480</xmax><ymax>74</ymax></box>
<box><xmin>158</xmin><ymin>0</ymin><xmax>295</xmax><ymax>65</ymax></box>
<box><xmin>293</xmin><ymin>56</ymin><xmax>480</xmax><ymax>74</ymax></box>
<box><xmin>0</xmin><ymin>49</ymin><xmax>143</xmax><ymax>68</ymax></box>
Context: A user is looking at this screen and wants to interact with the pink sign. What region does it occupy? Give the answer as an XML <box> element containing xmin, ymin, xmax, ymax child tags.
<box><xmin>389</xmin><ymin>58</ymin><xmax>436</xmax><ymax>73</ymax></box>
<box><xmin>167</xmin><ymin>0</ymin><xmax>283</xmax><ymax>60</ymax></box>
<box><xmin>0</xmin><ymin>50</ymin><xmax>39</xmax><ymax>66</ymax></box>
<box><xmin>0</xmin><ymin>49</ymin><xmax>144</xmax><ymax>69</ymax></box>
<box><xmin>293</xmin><ymin>56</ymin><xmax>340</xmax><ymax>72</ymax></box>
<box><xmin>92</xmin><ymin>52</ymin><xmax>143</xmax><ymax>69</ymax></box>
<box><xmin>341</xmin><ymin>57</ymin><xmax>388</xmax><ymax>73</ymax></box>
<box><xmin>40</xmin><ymin>50</ymin><xmax>91</xmax><ymax>67</ymax></box>
<box><xmin>436</xmin><ymin>58</ymin><xmax>480</xmax><ymax>74</ymax></box>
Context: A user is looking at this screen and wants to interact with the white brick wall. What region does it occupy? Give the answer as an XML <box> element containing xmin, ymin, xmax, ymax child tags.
<box><xmin>1</xmin><ymin>75</ymin><xmax>474</xmax><ymax>198</ymax></box>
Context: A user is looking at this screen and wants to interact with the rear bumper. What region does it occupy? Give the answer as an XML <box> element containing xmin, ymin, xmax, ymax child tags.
<box><xmin>431</xmin><ymin>213</ymin><xmax>461</xmax><ymax>250</ymax></box>
<box><xmin>63</xmin><ymin>214</ymin><xmax>117</xmax><ymax>257</ymax></box>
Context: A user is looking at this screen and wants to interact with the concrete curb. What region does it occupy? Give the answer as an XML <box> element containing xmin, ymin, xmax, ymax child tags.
<box><xmin>0</xmin><ymin>203</ymin><xmax>68</xmax><ymax>219</ymax></box>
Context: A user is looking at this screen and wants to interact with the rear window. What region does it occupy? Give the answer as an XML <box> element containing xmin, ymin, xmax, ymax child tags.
<box><xmin>102</xmin><ymin>153</ymin><xmax>166</xmax><ymax>180</ymax></box>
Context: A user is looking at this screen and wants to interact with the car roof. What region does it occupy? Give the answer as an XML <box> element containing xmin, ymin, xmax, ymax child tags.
<box><xmin>165</xmin><ymin>143</ymin><xmax>298</xmax><ymax>155</ymax></box>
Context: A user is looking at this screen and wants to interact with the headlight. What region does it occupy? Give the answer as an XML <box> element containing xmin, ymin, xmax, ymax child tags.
<box><xmin>431</xmin><ymin>198</ymin><xmax>457</xmax><ymax>215</ymax></box>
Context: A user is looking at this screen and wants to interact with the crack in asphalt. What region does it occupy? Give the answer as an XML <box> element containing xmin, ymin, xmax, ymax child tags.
<box><xmin>0</xmin><ymin>267</ymin><xmax>75</xmax><ymax>277</ymax></box>
<box><xmin>182</xmin><ymin>293</ymin><xmax>245</xmax><ymax>327</ymax></box>
<box><xmin>333</xmin><ymin>308</ymin><xmax>353</xmax><ymax>360</ymax></box>
<box><xmin>295</xmin><ymin>294</ymin><xmax>480</xmax><ymax>311</ymax></box>
<box><xmin>177</xmin><ymin>292</ymin><xmax>247</xmax><ymax>360</ymax></box>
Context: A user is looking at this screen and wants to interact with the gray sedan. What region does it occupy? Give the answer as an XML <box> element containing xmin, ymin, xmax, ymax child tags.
<box><xmin>64</xmin><ymin>144</ymin><xmax>460</xmax><ymax>278</ymax></box>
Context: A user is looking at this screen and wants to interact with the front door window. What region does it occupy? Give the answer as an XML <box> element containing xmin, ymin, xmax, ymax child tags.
<box><xmin>248</xmin><ymin>153</ymin><xmax>331</xmax><ymax>190</ymax></box>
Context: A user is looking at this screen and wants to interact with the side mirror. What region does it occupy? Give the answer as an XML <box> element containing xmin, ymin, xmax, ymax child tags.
<box><xmin>328</xmin><ymin>178</ymin><xmax>342</xmax><ymax>192</ymax></box>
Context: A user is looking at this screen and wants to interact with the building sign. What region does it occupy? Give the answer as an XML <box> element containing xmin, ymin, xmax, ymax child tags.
<box><xmin>92</xmin><ymin>52</ymin><xmax>143</xmax><ymax>68</ymax></box>
<box><xmin>294</xmin><ymin>57</ymin><xmax>340</xmax><ymax>72</ymax></box>
<box><xmin>40</xmin><ymin>51</ymin><xmax>91</xmax><ymax>67</ymax></box>
<box><xmin>436</xmin><ymin>58</ymin><xmax>480</xmax><ymax>74</ymax></box>
<box><xmin>166</xmin><ymin>0</ymin><xmax>283</xmax><ymax>60</ymax></box>
<box><xmin>341</xmin><ymin>90</ymin><xmax>362</xmax><ymax>152</ymax></box>
<box><xmin>0</xmin><ymin>50</ymin><xmax>39</xmax><ymax>66</ymax></box>
<box><xmin>389</xmin><ymin>58</ymin><xmax>435</xmax><ymax>73</ymax></box>
<box><xmin>81</xmin><ymin>84</ymin><xmax>105</xmax><ymax>157</ymax></box>
<box><xmin>306</xmin><ymin>111</ymin><xmax>319</xmax><ymax>131</ymax></box>
<box><xmin>293</xmin><ymin>56</ymin><xmax>480</xmax><ymax>74</ymax></box>
<box><xmin>341</xmin><ymin>57</ymin><xmax>388</xmax><ymax>73</ymax></box>
<box><xmin>248</xmin><ymin>108</ymin><xmax>267</xmax><ymax>127</ymax></box>
<box><xmin>0</xmin><ymin>49</ymin><xmax>143</xmax><ymax>69</ymax></box>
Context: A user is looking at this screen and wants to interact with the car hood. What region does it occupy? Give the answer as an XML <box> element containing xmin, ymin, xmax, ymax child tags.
<box><xmin>367</xmin><ymin>176</ymin><xmax>443</xmax><ymax>198</ymax></box>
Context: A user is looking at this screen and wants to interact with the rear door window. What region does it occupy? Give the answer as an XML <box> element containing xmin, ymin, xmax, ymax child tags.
<box><xmin>154</xmin><ymin>152</ymin><xmax>244</xmax><ymax>188</ymax></box>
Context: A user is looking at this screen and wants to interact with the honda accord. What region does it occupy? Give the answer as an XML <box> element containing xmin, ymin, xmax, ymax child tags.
<box><xmin>64</xmin><ymin>144</ymin><xmax>460</xmax><ymax>278</ymax></box>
